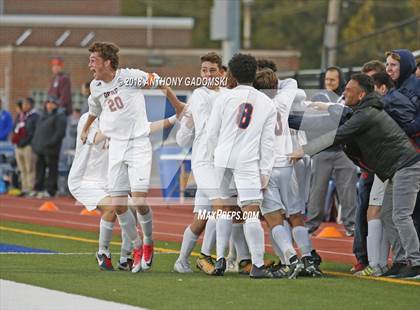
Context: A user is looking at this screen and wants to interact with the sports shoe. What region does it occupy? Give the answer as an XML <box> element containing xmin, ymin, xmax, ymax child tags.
<box><xmin>131</xmin><ymin>247</ymin><xmax>143</xmax><ymax>273</ymax></box>
<box><xmin>226</xmin><ymin>257</ymin><xmax>238</xmax><ymax>273</ymax></box>
<box><xmin>354</xmin><ymin>265</ymin><xmax>388</xmax><ymax>277</ymax></box>
<box><xmin>174</xmin><ymin>258</ymin><xmax>193</xmax><ymax>273</ymax></box>
<box><xmin>288</xmin><ymin>255</ymin><xmax>304</xmax><ymax>279</ymax></box>
<box><xmin>118</xmin><ymin>258</ymin><xmax>133</xmax><ymax>271</ymax></box>
<box><xmin>250</xmin><ymin>264</ymin><xmax>282</xmax><ymax>279</ymax></box>
<box><xmin>141</xmin><ymin>243</ymin><xmax>154</xmax><ymax>270</ymax></box>
<box><xmin>96</xmin><ymin>252</ymin><xmax>114</xmax><ymax>271</ymax></box>
<box><xmin>214</xmin><ymin>257</ymin><xmax>227</xmax><ymax>276</ymax></box>
<box><xmin>345</xmin><ymin>227</ymin><xmax>355</xmax><ymax>237</ymax></box>
<box><xmin>394</xmin><ymin>265</ymin><xmax>420</xmax><ymax>279</ymax></box>
<box><xmin>311</xmin><ymin>249</ymin><xmax>322</xmax><ymax>267</ymax></box>
<box><xmin>238</xmin><ymin>259</ymin><xmax>275</xmax><ymax>275</ymax></box>
<box><xmin>350</xmin><ymin>262</ymin><xmax>367</xmax><ymax>273</ymax></box>
<box><xmin>196</xmin><ymin>253</ymin><xmax>215</xmax><ymax>275</ymax></box>
<box><xmin>36</xmin><ymin>190</ymin><xmax>51</xmax><ymax>199</ymax></box>
<box><xmin>269</xmin><ymin>263</ymin><xmax>289</xmax><ymax>278</ymax></box>
<box><xmin>381</xmin><ymin>262</ymin><xmax>406</xmax><ymax>277</ymax></box>
<box><xmin>301</xmin><ymin>256</ymin><xmax>323</xmax><ymax>277</ymax></box>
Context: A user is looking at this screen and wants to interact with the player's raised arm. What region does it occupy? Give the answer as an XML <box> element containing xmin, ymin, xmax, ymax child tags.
<box><xmin>149</xmin><ymin>115</ymin><xmax>178</xmax><ymax>134</ymax></box>
<box><xmin>161</xmin><ymin>85</ymin><xmax>186</xmax><ymax>118</ymax></box>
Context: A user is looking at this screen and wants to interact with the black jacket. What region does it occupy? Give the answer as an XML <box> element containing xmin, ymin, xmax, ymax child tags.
<box><xmin>302</xmin><ymin>92</ymin><xmax>420</xmax><ymax>181</ymax></box>
<box><xmin>31</xmin><ymin>109</ymin><xmax>67</xmax><ymax>156</ymax></box>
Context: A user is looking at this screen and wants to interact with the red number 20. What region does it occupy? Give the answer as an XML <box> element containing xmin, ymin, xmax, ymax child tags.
<box><xmin>107</xmin><ymin>96</ymin><xmax>124</xmax><ymax>112</ymax></box>
<box><xmin>237</xmin><ymin>103</ymin><xmax>253</xmax><ymax>129</ymax></box>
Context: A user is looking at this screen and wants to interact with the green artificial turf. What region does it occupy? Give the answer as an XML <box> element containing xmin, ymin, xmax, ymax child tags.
<box><xmin>0</xmin><ymin>220</ymin><xmax>419</xmax><ymax>310</ymax></box>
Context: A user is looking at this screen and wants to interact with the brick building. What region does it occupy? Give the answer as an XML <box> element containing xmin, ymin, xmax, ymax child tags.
<box><xmin>0</xmin><ymin>0</ymin><xmax>300</xmax><ymax>113</ymax></box>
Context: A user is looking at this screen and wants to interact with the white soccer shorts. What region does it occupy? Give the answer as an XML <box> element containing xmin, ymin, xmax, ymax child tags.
<box><xmin>107</xmin><ymin>137</ymin><xmax>152</xmax><ymax>196</ymax></box>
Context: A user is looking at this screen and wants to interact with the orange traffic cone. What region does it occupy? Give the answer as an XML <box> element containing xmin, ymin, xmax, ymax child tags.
<box><xmin>80</xmin><ymin>208</ymin><xmax>101</xmax><ymax>216</ymax></box>
<box><xmin>316</xmin><ymin>226</ymin><xmax>343</xmax><ymax>238</ymax></box>
<box><xmin>39</xmin><ymin>201</ymin><xmax>59</xmax><ymax>212</ymax></box>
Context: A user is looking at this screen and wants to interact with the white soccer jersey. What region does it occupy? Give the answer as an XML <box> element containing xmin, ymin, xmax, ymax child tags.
<box><xmin>68</xmin><ymin>113</ymin><xmax>108</xmax><ymax>188</ymax></box>
<box><xmin>88</xmin><ymin>68</ymin><xmax>159</xmax><ymax>140</ymax></box>
<box><xmin>290</xmin><ymin>89</ymin><xmax>309</xmax><ymax>149</ymax></box>
<box><xmin>272</xmin><ymin>79</ymin><xmax>300</xmax><ymax>167</ymax></box>
<box><xmin>206</xmin><ymin>85</ymin><xmax>276</xmax><ymax>175</ymax></box>
<box><xmin>176</xmin><ymin>87</ymin><xmax>224</xmax><ymax>169</ymax></box>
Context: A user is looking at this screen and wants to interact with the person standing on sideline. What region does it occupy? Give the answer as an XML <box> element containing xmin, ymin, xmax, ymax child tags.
<box><xmin>0</xmin><ymin>98</ymin><xmax>13</xmax><ymax>142</ymax></box>
<box><xmin>305</xmin><ymin>66</ymin><xmax>357</xmax><ymax>236</ymax></box>
<box><xmin>31</xmin><ymin>96</ymin><xmax>67</xmax><ymax>198</ymax></box>
<box><xmin>12</xmin><ymin>97</ymin><xmax>39</xmax><ymax>195</ymax></box>
<box><xmin>48</xmin><ymin>57</ymin><xmax>72</xmax><ymax>116</ymax></box>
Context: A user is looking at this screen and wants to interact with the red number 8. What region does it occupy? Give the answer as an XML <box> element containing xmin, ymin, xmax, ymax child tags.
<box><xmin>237</xmin><ymin>103</ymin><xmax>253</xmax><ymax>129</ymax></box>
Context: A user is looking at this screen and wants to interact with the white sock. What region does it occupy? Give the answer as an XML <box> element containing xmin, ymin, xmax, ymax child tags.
<box><xmin>120</xmin><ymin>229</ymin><xmax>132</xmax><ymax>262</ymax></box>
<box><xmin>272</xmin><ymin>224</ymin><xmax>297</xmax><ymax>261</ymax></box>
<box><xmin>379</xmin><ymin>225</ymin><xmax>390</xmax><ymax>267</ymax></box>
<box><xmin>99</xmin><ymin>219</ymin><xmax>114</xmax><ymax>255</ymax></box>
<box><xmin>367</xmin><ymin>219</ymin><xmax>383</xmax><ymax>267</ymax></box>
<box><xmin>292</xmin><ymin>226</ymin><xmax>312</xmax><ymax>257</ymax></box>
<box><xmin>283</xmin><ymin>220</ymin><xmax>293</xmax><ymax>244</ymax></box>
<box><xmin>243</xmin><ymin>217</ymin><xmax>265</xmax><ymax>268</ymax></box>
<box><xmin>137</xmin><ymin>208</ymin><xmax>153</xmax><ymax>245</ymax></box>
<box><xmin>179</xmin><ymin>226</ymin><xmax>199</xmax><ymax>262</ymax></box>
<box><xmin>118</xmin><ymin>210</ymin><xmax>142</xmax><ymax>249</ymax></box>
<box><xmin>216</xmin><ymin>214</ymin><xmax>232</xmax><ymax>260</ymax></box>
<box><xmin>269</xmin><ymin>229</ymin><xmax>289</xmax><ymax>264</ymax></box>
<box><xmin>231</xmin><ymin>223</ymin><xmax>251</xmax><ymax>261</ymax></box>
<box><xmin>227</xmin><ymin>237</ymin><xmax>237</xmax><ymax>261</ymax></box>
<box><xmin>201</xmin><ymin>216</ymin><xmax>216</xmax><ymax>256</ymax></box>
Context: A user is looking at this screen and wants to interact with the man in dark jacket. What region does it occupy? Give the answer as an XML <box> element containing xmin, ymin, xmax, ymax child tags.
<box><xmin>13</xmin><ymin>97</ymin><xmax>39</xmax><ymax>194</ymax></box>
<box><xmin>289</xmin><ymin>74</ymin><xmax>420</xmax><ymax>278</ymax></box>
<box><xmin>48</xmin><ymin>57</ymin><xmax>72</xmax><ymax>116</ymax></box>
<box><xmin>31</xmin><ymin>96</ymin><xmax>67</xmax><ymax>198</ymax></box>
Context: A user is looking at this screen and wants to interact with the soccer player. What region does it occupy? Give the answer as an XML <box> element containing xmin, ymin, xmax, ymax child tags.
<box><xmin>206</xmin><ymin>53</ymin><xmax>278</xmax><ymax>278</ymax></box>
<box><xmin>80</xmin><ymin>42</ymin><xmax>164</xmax><ymax>273</ymax></box>
<box><xmin>174</xmin><ymin>52</ymin><xmax>225</xmax><ymax>274</ymax></box>
<box><xmin>253</xmin><ymin>68</ymin><xmax>322</xmax><ymax>278</ymax></box>
<box><xmin>69</xmin><ymin>110</ymin><xmax>180</xmax><ymax>271</ymax></box>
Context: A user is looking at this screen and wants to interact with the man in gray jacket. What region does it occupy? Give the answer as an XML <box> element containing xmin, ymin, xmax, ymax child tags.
<box><xmin>289</xmin><ymin>74</ymin><xmax>420</xmax><ymax>279</ymax></box>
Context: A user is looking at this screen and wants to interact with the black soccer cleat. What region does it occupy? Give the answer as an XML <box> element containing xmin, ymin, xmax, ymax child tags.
<box><xmin>214</xmin><ymin>257</ymin><xmax>227</xmax><ymax>276</ymax></box>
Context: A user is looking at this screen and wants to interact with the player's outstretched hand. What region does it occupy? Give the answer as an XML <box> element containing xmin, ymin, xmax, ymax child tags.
<box><xmin>288</xmin><ymin>148</ymin><xmax>304</xmax><ymax>164</ymax></box>
<box><xmin>308</xmin><ymin>101</ymin><xmax>330</xmax><ymax>111</ymax></box>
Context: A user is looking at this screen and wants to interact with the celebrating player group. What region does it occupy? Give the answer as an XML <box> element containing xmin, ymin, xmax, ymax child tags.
<box><xmin>69</xmin><ymin>41</ymin><xmax>323</xmax><ymax>279</ymax></box>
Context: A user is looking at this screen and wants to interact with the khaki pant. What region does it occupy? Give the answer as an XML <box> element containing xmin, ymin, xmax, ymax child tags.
<box><xmin>15</xmin><ymin>145</ymin><xmax>37</xmax><ymax>192</ymax></box>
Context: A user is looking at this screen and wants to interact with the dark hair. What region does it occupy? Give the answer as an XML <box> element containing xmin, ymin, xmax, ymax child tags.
<box><xmin>88</xmin><ymin>41</ymin><xmax>120</xmax><ymax>70</ymax></box>
<box><xmin>24</xmin><ymin>97</ymin><xmax>35</xmax><ymax>106</ymax></box>
<box><xmin>361</xmin><ymin>60</ymin><xmax>386</xmax><ymax>74</ymax></box>
<box><xmin>257</xmin><ymin>59</ymin><xmax>277</xmax><ymax>72</ymax></box>
<box><xmin>253</xmin><ymin>69</ymin><xmax>278</xmax><ymax>98</ymax></box>
<box><xmin>221</xmin><ymin>65</ymin><xmax>228</xmax><ymax>72</ymax></box>
<box><xmin>351</xmin><ymin>73</ymin><xmax>374</xmax><ymax>94</ymax></box>
<box><xmin>84</xmin><ymin>81</ymin><xmax>90</xmax><ymax>89</ymax></box>
<box><xmin>371</xmin><ymin>72</ymin><xmax>394</xmax><ymax>90</ymax></box>
<box><xmin>324</xmin><ymin>66</ymin><xmax>346</xmax><ymax>95</ymax></box>
<box><xmin>15</xmin><ymin>99</ymin><xmax>23</xmax><ymax>109</ymax></box>
<box><xmin>228</xmin><ymin>53</ymin><xmax>257</xmax><ymax>84</ymax></box>
<box><xmin>200</xmin><ymin>52</ymin><xmax>222</xmax><ymax>69</ymax></box>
